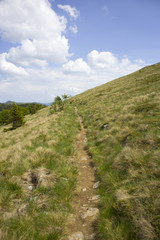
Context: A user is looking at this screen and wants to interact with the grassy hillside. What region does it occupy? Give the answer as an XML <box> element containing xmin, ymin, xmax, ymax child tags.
<box><xmin>1</xmin><ymin>62</ymin><xmax>160</xmax><ymax>240</ymax></box>
<box><xmin>72</xmin><ymin>63</ymin><xmax>160</xmax><ymax>240</ymax></box>
<box><xmin>0</xmin><ymin>105</ymin><xmax>80</xmax><ymax>239</ymax></box>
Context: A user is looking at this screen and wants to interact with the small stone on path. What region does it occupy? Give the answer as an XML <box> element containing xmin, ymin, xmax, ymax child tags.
<box><xmin>82</xmin><ymin>188</ymin><xmax>87</xmax><ymax>192</ymax></box>
<box><xmin>28</xmin><ymin>185</ymin><xmax>33</xmax><ymax>190</ymax></box>
<box><xmin>81</xmin><ymin>208</ymin><xmax>99</xmax><ymax>219</ymax></box>
<box><xmin>68</xmin><ymin>232</ymin><xmax>84</xmax><ymax>240</ymax></box>
<box><xmin>86</xmin><ymin>233</ymin><xmax>95</xmax><ymax>240</ymax></box>
<box><xmin>89</xmin><ymin>195</ymin><xmax>100</xmax><ymax>202</ymax></box>
<box><xmin>82</xmin><ymin>204</ymin><xmax>88</xmax><ymax>207</ymax></box>
<box><xmin>93</xmin><ymin>181</ymin><xmax>100</xmax><ymax>189</ymax></box>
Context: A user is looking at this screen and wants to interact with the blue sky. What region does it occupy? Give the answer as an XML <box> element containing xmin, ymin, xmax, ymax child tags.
<box><xmin>0</xmin><ymin>0</ymin><xmax>159</xmax><ymax>102</ymax></box>
<box><xmin>57</xmin><ymin>0</ymin><xmax>160</xmax><ymax>62</ymax></box>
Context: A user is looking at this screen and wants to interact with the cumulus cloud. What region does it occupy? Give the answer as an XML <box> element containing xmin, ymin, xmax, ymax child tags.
<box><xmin>63</xmin><ymin>58</ymin><xmax>91</xmax><ymax>74</ymax></box>
<box><xmin>0</xmin><ymin>0</ymin><xmax>69</xmax><ymax>66</ymax></box>
<box><xmin>88</xmin><ymin>50</ymin><xmax>118</xmax><ymax>69</ymax></box>
<box><xmin>6</xmin><ymin>36</ymin><xmax>69</xmax><ymax>67</ymax></box>
<box><xmin>57</xmin><ymin>4</ymin><xmax>79</xmax><ymax>19</ymax></box>
<box><xmin>87</xmin><ymin>50</ymin><xmax>145</xmax><ymax>76</ymax></box>
<box><xmin>60</xmin><ymin>50</ymin><xmax>146</xmax><ymax>92</ymax></box>
<box><xmin>0</xmin><ymin>53</ymin><xmax>28</xmax><ymax>76</ymax></box>
<box><xmin>0</xmin><ymin>50</ymin><xmax>146</xmax><ymax>102</ymax></box>
<box><xmin>0</xmin><ymin>0</ymin><xmax>66</xmax><ymax>42</ymax></box>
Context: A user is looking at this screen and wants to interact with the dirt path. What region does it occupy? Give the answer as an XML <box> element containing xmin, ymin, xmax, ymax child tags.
<box><xmin>66</xmin><ymin>108</ymin><xmax>99</xmax><ymax>240</ymax></box>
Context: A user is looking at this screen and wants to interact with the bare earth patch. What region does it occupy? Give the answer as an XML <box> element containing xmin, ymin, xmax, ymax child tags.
<box><xmin>67</xmin><ymin>108</ymin><xmax>99</xmax><ymax>240</ymax></box>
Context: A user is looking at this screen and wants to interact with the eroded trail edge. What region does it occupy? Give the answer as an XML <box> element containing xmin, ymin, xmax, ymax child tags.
<box><xmin>67</xmin><ymin>107</ymin><xmax>99</xmax><ymax>240</ymax></box>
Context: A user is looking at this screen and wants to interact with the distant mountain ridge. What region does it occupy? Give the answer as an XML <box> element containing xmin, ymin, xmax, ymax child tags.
<box><xmin>4</xmin><ymin>100</ymin><xmax>14</xmax><ymax>105</ymax></box>
<box><xmin>42</xmin><ymin>102</ymin><xmax>51</xmax><ymax>106</ymax></box>
<box><xmin>1</xmin><ymin>101</ymin><xmax>51</xmax><ymax>106</ymax></box>
<box><xmin>0</xmin><ymin>101</ymin><xmax>46</xmax><ymax>112</ymax></box>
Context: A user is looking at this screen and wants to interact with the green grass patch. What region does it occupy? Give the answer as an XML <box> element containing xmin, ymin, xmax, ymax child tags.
<box><xmin>0</xmin><ymin>104</ymin><xmax>79</xmax><ymax>239</ymax></box>
<box><xmin>73</xmin><ymin>63</ymin><xmax>160</xmax><ymax>240</ymax></box>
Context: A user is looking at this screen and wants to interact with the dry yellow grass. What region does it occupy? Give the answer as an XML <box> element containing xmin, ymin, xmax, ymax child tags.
<box><xmin>0</xmin><ymin>105</ymin><xmax>80</xmax><ymax>240</ymax></box>
<box><xmin>72</xmin><ymin>63</ymin><xmax>160</xmax><ymax>240</ymax></box>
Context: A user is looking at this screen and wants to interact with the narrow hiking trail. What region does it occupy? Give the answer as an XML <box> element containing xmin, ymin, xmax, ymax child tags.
<box><xmin>67</xmin><ymin>108</ymin><xmax>99</xmax><ymax>240</ymax></box>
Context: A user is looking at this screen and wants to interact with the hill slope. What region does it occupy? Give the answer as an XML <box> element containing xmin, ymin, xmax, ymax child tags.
<box><xmin>0</xmin><ymin>105</ymin><xmax>80</xmax><ymax>239</ymax></box>
<box><xmin>72</xmin><ymin>62</ymin><xmax>160</xmax><ymax>240</ymax></box>
<box><xmin>0</xmin><ymin>62</ymin><xmax>160</xmax><ymax>240</ymax></box>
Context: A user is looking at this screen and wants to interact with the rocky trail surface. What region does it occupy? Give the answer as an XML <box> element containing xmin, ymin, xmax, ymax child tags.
<box><xmin>67</xmin><ymin>108</ymin><xmax>99</xmax><ymax>240</ymax></box>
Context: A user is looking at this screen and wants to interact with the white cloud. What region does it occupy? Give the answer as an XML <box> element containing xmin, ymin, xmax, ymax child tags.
<box><xmin>57</xmin><ymin>4</ymin><xmax>79</xmax><ymax>19</ymax></box>
<box><xmin>6</xmin><ymin>36</ymin><xmax>69</xmax><ymax>67</ymax></box>
<box><xmin>88</xmin><ymin>50</ymin><xmax>118</xmax><ymax>69</ymax></box>
<box><xmin>69</xmin><ymin>25</ymin><xmax>78</xmax><ymax>34</ymax></box>
<box><xmin>68</xmin><ymin>87</ymin><xmax>80</xmax><ymax>93</ymax></box>
<box><xmin>134</xmin><ymin>59</ymin><xmax>146</xmax><ymax>65</ymax></box>
<box><xmin>0</xmin><ymin>0</ymin><xmax>69</xmax><ymax>66</ymax></box>
<box><xmin>87</xmin><ymin>50</ymin><xmax>145</xmax><ymax>76</ymax></box>
<box><xmin>0</xmin><ymin>53</ymin><xmax>28</xmax><ymax>76</ymax></box>
<box><xmin>0</xmin><ymin>49</ymin><xmax>146</xmax><ymax>102</ymax></box>
<box><xmin>0</xmin><ymin>0</ymin><xmax>66</xmax><ymax>42</ymax></box>
<box><xmin>63</xmin><ymin>58</ymin><xmax>91</xmax><ymax>74</ymax></box>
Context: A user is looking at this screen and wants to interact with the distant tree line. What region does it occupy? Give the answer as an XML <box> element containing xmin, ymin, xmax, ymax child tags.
<box><xmin>0</xmin><ymin>101</ymin><xmax>45</xmax><ymax>112</ymax></box>
<box><xmin>0</xmin><ymin>102</ymin><xmax>46</xmax><ymax>130</ymax></box>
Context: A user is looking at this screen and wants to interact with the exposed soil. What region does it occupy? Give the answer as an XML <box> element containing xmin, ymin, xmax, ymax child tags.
<box><xmin>66</xmin><ymin>108</ymin><xmax>99</xmax><ymax>240</ymax></box>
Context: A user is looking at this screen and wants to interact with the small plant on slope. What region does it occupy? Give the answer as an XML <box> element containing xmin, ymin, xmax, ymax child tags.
<box><xmin>50</xmin><ymin>94</ymin><xmax>71</xmax><ymax>114</ymax></box>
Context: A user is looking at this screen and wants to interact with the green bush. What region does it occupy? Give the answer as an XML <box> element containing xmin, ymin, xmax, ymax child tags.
<box><xmin>50</xmin><ymin>94</ymin><xmax>71</xmax><ymax>114</ymax></box>
<box><xmin>10</xmin><ymin>103</ymin><xmax>25</xmax><ymax>129</ymax></box>
<box><xmin>50</xmin><ymin>96</ymin><xmax>63</xmax><ymax>113</ymax></box>
<box><xmin>0</xmin><ymin>109</ymin><xmax>11</xmax><ymax>125</ymax></box>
